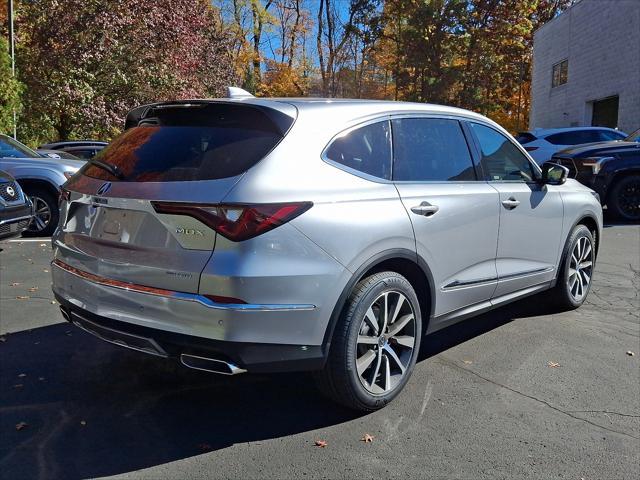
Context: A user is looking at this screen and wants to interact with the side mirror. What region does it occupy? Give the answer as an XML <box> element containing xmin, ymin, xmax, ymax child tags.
<box><xmin>541</xmin><ymin>162</ymin><xmax>569</xmax><ymax>185</ymax></box>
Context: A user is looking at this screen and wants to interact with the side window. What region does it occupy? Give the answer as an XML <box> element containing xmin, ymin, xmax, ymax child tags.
<box><xmin>391</xmin><ymin>118</ymin><xmax>476</xmax><ymax>181</ymax></box>
<box><xmin>469</xmin><ymin>123</ymin><xmax>536</xmax><ymax>182</ymax></box>
<box><xmin>597</xmin><ymin>130</ymin><xmax>625</xmax><ymax>141</ymax></box>
<box><xmin>324</xmin><ymin>121</ymin><xmax>392</xmax><ymax>180</ymax></box>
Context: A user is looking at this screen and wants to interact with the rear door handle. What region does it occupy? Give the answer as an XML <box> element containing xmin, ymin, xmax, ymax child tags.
<box><xmin>411</xmin><ymin>202</ymin><xmax>439</xmax><ymax>217</ymax></box>
<box><xmin>501</xmin><ymin>197</ymin><xmax>520</xmax><ymax>209</ymax></box>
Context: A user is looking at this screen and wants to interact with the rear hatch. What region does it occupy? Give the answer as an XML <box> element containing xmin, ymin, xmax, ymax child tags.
<box><xmin>55</xmin><ymin>101</ymin><xmax>296</xmax><ymax>294</ymax></box>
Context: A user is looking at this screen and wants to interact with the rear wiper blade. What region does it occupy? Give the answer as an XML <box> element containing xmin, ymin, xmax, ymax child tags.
<box><xmin>89</xmin><ymin>159</ymin><xmax>125</xmax><ymax>180</ymax></box>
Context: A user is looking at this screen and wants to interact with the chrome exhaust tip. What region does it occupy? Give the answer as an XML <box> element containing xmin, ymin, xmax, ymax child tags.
<box><xmin>180</xmin><ymin>354</ymin><xmax>246</xmax><ymax>375</ymax></box>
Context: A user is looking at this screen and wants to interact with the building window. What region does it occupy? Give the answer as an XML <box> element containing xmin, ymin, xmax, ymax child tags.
<box><xmin>552</xmin><ymin>59</ymin><xmax>568</xmax><ymax>87</ymax></box>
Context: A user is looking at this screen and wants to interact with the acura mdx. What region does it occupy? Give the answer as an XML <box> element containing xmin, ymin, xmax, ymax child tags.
<box><xmin>51</xmin><ymin>92</ymin><xmax>602</xmax><ymax>410</ymax></box>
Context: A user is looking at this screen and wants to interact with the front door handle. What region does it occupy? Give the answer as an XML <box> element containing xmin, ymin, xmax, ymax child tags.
<box><xmin>502</xmin><ymin>197</ymin><xmax>521</xmax><ymax>209</ymax></box>
<box><xmin>411</xmin><ymin>202</ymin><xmax>439</xmax><ymax>217</ymax></box>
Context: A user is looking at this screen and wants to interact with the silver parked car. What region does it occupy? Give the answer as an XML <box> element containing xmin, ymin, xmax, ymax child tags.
<box><xmin>51</xmin><ymin>92</ymin><xmax>602</xmax><ymax>411</ymax></box>
<box><xmin>0</xmin><ymin>134</ymin><xmax>84</xmax><ymax>236</ymax></box>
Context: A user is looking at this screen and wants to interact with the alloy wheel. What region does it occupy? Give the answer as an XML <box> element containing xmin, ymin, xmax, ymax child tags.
<box><xmin>617</xmin><ymin>178</ymin><xmax>640</xmax><ymax>220</ymax></box>
<box><xmin>568</xmin><ymin>236</ymin><xmax>593</xmax><ymax>302</ymax></box>
<box><xmin>27</xmin><ymin>196</ymin><xmax>52</xmax><ymax>233</ymax></box>
<box><xmin>355</xmin><ymin>291</ymin><xmax>416</xmax><ymax>395</ymax></box>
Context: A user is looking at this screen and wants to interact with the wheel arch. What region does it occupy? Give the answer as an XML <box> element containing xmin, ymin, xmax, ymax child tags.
<box><xmin>321</xmin><ymin>249</ymin><xmax>435</xmax><ymax>359</ymax></box>
<box><xmin>15</xmin><ymin>177</ymin><xmax>61</xmax><ymax>198</ymax></box>
<box><xmin>574</xmin><ymin>214</ymin><xmax>600</xmax><ymax>259</ymax></box>
<box><xmin>604</xmin><ymin>168</ymin><xmax>640</xmax><ymax>203</ymax></box>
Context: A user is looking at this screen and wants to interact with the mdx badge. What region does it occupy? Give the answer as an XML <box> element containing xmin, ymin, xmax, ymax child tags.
<box><xmin>176</xmin><ymin>227</ymin><xmax>204</xmax><ymax>236</ymax></box>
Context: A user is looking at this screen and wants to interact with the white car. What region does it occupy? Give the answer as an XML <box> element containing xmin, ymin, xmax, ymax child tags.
<box><xmin>516</xmin><ymin>127</ymin><xmax>627</xmax><ymax>164</ymax></box>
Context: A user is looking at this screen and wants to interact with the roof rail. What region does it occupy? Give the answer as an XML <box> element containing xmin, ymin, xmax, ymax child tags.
<box><xmin>226</xmin><ymin>86</ymin><xmax>255</xmax><ymax>99</ymax></box>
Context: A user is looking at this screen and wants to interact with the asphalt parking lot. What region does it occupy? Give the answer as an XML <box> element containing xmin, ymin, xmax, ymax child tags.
<box><xmin>0</xmin><ymin>224</ymin><xmax>638</xmax><ymax>480</ymax></box>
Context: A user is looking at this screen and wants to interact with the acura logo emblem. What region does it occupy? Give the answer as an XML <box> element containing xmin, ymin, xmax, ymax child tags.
<box><xmin>6</xmin><ymin>186</ymin><xmax>15</xmax><ymax>197</ymax></box>
<box><xmin>97</xmin><ymin>182</ymin><xmax>112</xmax><ymax>195</ymax></box>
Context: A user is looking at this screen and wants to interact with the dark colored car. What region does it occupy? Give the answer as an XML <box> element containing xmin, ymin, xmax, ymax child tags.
<box><xmin>39</xmin><ymin>140</ymin><xmax>107</xmax><ymax>160</ymax></box>
<box><xmin>0</xmin><ymin>170</ymin><xmax>34</xmax><ymax>240</ymax></box>
<box><xmin>551</xmin><ymin>128</ymin><xmax>640</xmax><ymax>221</ymax></box>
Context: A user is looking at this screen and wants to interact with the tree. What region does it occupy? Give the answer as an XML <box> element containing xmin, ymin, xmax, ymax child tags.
<box><xmin>0</xmin><ymin>37</ymin><xmax>21</xmax><ymax>135</ymax></box>
<box><xmin>16</xmin><ymin>0</ymin><xmax>237</xmax><ymax>143</ymax></box>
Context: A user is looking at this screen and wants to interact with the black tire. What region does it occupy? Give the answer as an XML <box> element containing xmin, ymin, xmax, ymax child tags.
<box><xmin>22</xmin><ymin>186</ymin><xmax>59</xmax><ymax>237</ymax></box>
<box><xmin>550</xmin><ymin>225</ymin><xmax>595</xmax><ymax>310</ymax></box>
<box><xmin>315</xmin><ymin>271</ymin><xmax>422</xmax><ymax>411</ymax></box>
<box><xmin>608</xmin><ymin>175</ymin><xmax>640</xmax><ymax>222</ymax></box>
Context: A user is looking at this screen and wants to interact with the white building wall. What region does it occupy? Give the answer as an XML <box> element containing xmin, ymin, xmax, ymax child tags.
<box><xmin>530</xmin><ymin>0</ymin><xmax>640</xmax><ymax>133</ymax></box>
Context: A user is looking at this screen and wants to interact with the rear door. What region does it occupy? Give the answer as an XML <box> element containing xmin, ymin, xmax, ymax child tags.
<box><xmin>467</xmin><ymin>122</ymin><xmax>564</xmax><ymax>298</ymax></box>
<box><xmin>391</xmin><ymin>116</ymin><xmax>500</xmax><ymax>322</ymax></box>
<box><xmin>54</xmin><ymin>102</ymin><xmax>296</xmax><ymax>293</ymax></box>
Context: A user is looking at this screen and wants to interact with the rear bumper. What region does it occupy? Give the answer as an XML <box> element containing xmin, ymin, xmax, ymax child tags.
<box><xmin>51</xmin><ymin>261</ymin><xmax>329</xmax><ymax>372</ymax></box>
<box><xmin>55</xmin><ymin>295</ymin><xmax>325</xmax><ymax>373</ymax></box>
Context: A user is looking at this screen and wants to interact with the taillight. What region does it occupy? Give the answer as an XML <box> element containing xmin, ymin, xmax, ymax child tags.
<box><xmin>152</xmin><ymin>202</ymin><xmax>313</xmax><ymax>242</ymax></box>
<box><xmin>524</xmin><ymin>146</ymin><xmax>539</xmax><ymax>152</ymax></box>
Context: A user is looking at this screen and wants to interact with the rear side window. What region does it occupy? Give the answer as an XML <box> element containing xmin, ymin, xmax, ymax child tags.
<box><xmin>80</xmin><ymin>103</ymin><xmax>294</xmax><ymax>182</ymax></box>
<box><xmin>515</xmin><ymin>132</ymin><xmax>537</xmax><ymax>145</ymax></box>
<box><xmin>324</xmin><ymin>121</ymin><xmax>392</xmax><ymax>180</ymax></box>
<box><xmin>392</xmin><ymin>118</ymin><xmax>476</xmax><ymax>181</ymax></box>
<box><xmin>546</xmin><ymin>130</ymin><xmax>603</xmax><ymax>145</ymax></box>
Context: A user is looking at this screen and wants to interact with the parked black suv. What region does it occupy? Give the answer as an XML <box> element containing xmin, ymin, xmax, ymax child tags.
<box><xmin>551</xmin><ymin>128</ymin><xmax>640</xmax><ymax>221</ymax></box>
<box><xmin>0</xmin><ymin>170</ymin><xmax>34</xmax><ymax>240</ymax></box>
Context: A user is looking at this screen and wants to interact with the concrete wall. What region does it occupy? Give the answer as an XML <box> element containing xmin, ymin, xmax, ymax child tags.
<box><xmin>530</xmin><ymin>0</ymin><xmax>640</xmax><ymax>133</ymax></box>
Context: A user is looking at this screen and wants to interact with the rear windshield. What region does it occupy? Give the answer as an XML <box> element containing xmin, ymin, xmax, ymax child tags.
<box><xmin>79</xmin><ymin>103</ymin><xmax>294</xmax><ymax>182</ymax></box>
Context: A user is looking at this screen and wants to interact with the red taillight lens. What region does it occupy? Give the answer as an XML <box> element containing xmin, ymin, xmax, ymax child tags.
<box><xmin>524</xmin><ymin>146</ymin><xmax>539</xmax><ymax>152</ymax></box>
<box><xmin>152</xmin><ymin>202</ymin><xmax>313</xmax><ymax>242</ymax></box>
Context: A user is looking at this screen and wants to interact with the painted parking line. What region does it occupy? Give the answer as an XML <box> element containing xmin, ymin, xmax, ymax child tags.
<box><xmin>4</xmin><ymin>238</ymin><xmax>51</xmax><ymax>243</ymax></box>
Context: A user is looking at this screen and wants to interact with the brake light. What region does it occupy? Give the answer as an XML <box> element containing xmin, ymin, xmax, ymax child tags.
<box><xmin>152</xmin><ymin>201</ymin><xmax>313</xmax><ymax>242</ymax></box>
<box><xmin>524</xmin><ymin>146</ymin><xmax>539</xmax><ymax>152</ymax></box>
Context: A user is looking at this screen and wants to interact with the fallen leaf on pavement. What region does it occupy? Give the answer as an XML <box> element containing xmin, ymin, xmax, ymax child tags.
<box><xmin>314</xmin><ymin>440</ymin><xmax>328</xmax><ymax>448</ymax></box>
<box><xmin>626</xmin><ymin>351</ymin><xmax>635</xmax><ymax>356</ymax></box>
<box><xmin>18</xmin><ymin>373</ymin><xmax>26</xmax><ymax>378</ymax></box>
<box><xmin>39</xmin><ymin>243</ymin><xmax>47</xmax><ymax>247</ymax></box>
<box><xmin>80</xmin><ymin>420</ymin><xmax>87</xmax><ymax>426</ymax></box>
<box><xmin>16</xmin><ymin>296</ymin><xmax>29</xmax><ymax>300</ymax></box>
<box><xmin>50</xmin><ymin>301</ymin><xmax>56</xmax><ymax>305</ymax></box>
<box><xmin>547</xmin><ymin>361</ymin><xmax>561</xmax><ymax>368</ymax></box>
<box><xmin>15</xmin><ymin>422</ymin><xmax>28</xmax><ymax>431</ymax></box>
<box><xmin>43</xmin><ymin>269</ymin><xmax>49</xmax><ymax>273</ymax></box>
<box><xmin>463</xmin><ymin>360</ymin><xmax>473</xmax><ymax>365</ymax></box>
<box><xmin>361</xmin><ymin>433</ymin><xmax>374</xmax><ymax>443</ymax></box>
<box><xmin>9</xmin><ymin>282</ymin><xmax>20</xmax><ymax>287</ymax></box>
<box><xmin>28</xmin><ymin>287</ymin><xmax>38</xmax><ymax>293</ymax></box>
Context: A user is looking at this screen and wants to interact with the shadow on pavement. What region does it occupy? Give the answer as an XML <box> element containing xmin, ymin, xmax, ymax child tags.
<box><xmin>0</xmin><ymin>293</ymin><xmax>559</xmax><ymax>480</ymax></box>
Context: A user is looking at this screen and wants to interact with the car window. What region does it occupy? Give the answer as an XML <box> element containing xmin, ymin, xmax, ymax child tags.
<box><xmin>391</xmin><ymin>118</ymin><xmax>476</xmax><ymax>181</ymax></box>
<box><xmin>81</xmin><ymin>103</ymin><xmax>295</xmax><ymax>182</ymax></box>
<box><xmin>469</xmin><ymin>123</ymin><xmax>535</xmax><ymax>182</ymax></box>
<box><xmin>324</xmin><ymin>121</ymin><xmax>392</xmax><ymax>180</ymax></box>
<box><xmin>546</xmin><ymin>130</ymin><xmax>602</xmax><ymax>145</ymax></box>
<box><xmin>597</xmin><ymin>130</ymin><xmax>626</xmax><ymax>141</ymax></box>
<box><xmin>0</xmin><ymin>135</ymin><xmax>40</xmax><ymax>159</ymax></box>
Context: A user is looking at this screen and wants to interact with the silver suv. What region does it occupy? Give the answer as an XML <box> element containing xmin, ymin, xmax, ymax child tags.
<box><xmin>51</xmin><ymin>94</ymin><xmax>602</xmax><ymax>410</ymax></box>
